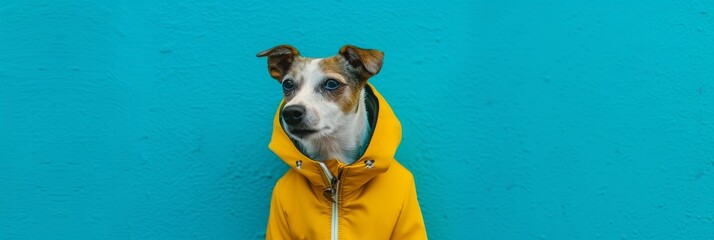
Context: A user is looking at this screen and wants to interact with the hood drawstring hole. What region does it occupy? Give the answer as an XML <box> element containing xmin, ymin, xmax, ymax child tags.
<box><xmin>364</xmin><ymin>159</ymin><xmax>375</xmax><ymax>169</ymax></box>
<box><xmin>296</xmin><ymin>160</ymin><xmax>303</xmax><ymax>170</ymax></box>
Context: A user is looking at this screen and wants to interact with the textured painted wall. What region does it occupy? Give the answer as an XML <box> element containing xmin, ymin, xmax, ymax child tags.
<box><xmin>1</xmin><ymin>1</ymin><xmax>713</xmax><ymax>239</ymax></box>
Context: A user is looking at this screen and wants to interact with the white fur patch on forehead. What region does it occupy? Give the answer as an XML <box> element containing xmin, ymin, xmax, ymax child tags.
<box><xmin>283</xmin><ymin>58</ymin><xmax>324</xmax><ymax>84</ymax></box>
<box><xmin>286</xmin><ymin>58</ymin><xmax>325</xmax><ymax>106</ymax></box>
<box><xmin>302</xmin><ymin>58</ymin><xmax>324</xmax><ymax>86</ymax></box>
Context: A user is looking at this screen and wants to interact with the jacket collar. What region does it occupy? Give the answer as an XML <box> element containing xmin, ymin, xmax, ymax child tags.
<box><xmin>268</xmin><ymin>83</ymin><xmax>402</xmax><ymax>194</ymax></box>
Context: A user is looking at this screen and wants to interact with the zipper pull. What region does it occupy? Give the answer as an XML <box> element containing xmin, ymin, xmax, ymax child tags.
<box><xmin>323</xmin><ymin>187</ymin><xmax>334</xmax><ymax>201</ymax></box>
<box><xmin>323</xmin><ymin>177</ymin><xmax>339</xmax><ymax>202</ymax></box>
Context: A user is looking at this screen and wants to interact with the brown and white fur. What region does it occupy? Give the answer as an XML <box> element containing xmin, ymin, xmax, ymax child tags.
<box><xmin>257</xmin><ymin>45</ymin><xmax>384</xmax><ymax>164</ymax></box>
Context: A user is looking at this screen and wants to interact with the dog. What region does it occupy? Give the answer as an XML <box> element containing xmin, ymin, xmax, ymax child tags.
<box><xmin>258</xmin><ymin>44</ymin><xmax>426</xmax><ymax>239</ymax></box>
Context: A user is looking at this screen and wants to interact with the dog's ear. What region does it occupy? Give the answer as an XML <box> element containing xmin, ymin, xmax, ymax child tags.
<box><xmin>256</xmin><ymin>45</ymin><xmax>301</xmax><ymax>81</ymax></box>
<box><xmin>339</xmin><ymin>45</ymin><xmax>384</xmax><ymax>78</ymax></box>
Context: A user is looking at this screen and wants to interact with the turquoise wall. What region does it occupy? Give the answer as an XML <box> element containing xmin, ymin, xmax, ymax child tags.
<box><xmin>2</xmin><ymin>1</ymin><xmax>713</xmax><ymax>239</ymax></box>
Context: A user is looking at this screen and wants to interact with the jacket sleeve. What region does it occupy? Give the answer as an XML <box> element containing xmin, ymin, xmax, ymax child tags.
<box><xmin>391</xmin><ymin>177</ymin><xmax>428</xmax><ymax>239</ymax></box>
<box><xmin>265</xmin><ymin>180</ymin><xmax>291</xmax><ymax>240</ymax></box>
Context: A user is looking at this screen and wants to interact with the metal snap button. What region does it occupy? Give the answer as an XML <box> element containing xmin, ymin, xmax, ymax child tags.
<box><xmin>364</xmin><ymin>159</ymin><xmax>375</xmax><ymax>169</ymax></box>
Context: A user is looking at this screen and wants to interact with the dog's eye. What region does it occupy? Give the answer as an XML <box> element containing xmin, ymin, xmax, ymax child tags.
<box><xmin>282</xmin><ymin>79</ymin><xmax>295</xmax><ymax>91</ymax></box>
<box><xmin>324</xmin><ymin>79</ymin><xmax>340</xmax><ymax>90</ymax></box>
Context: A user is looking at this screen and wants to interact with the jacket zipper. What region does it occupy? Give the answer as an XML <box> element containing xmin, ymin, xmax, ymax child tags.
<box><xmin>317</xmin><ymin>162</ymin><xmax>339</xmax><ymax>240</ymax></box>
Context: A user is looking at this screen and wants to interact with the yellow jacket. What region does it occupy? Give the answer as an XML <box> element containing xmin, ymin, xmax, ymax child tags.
<box><xmin>265</xmin><ymin>84</ymin><xmax>427</xmax><ymax>240</ymax></box>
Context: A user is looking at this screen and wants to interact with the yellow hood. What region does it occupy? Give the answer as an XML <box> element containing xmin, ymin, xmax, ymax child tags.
<box><xmin>268</xmin><ymin>83</ymin><xmax>402</xmax><ymax>193</ymax></box>
<box><xmin>265</xmin><ymin>83</ymin><xmax>427</xmax><ymax>239</ymax></box>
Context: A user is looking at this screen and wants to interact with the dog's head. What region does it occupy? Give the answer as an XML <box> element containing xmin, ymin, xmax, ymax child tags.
<box><xmin>257</xmin><ymin>45</ymin><xmax>384</xmax><ymax>140</ymax></box>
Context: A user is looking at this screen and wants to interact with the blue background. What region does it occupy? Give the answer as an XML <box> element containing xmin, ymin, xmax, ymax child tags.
<box><xmin>1</xmin><ymin>1</ymin><xmax>713</xmax><ymax>239</ymax></box>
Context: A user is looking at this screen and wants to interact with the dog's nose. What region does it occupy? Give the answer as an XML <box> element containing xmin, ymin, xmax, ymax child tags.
<box><xmin>282</xmin><ymin>105</ymin><xmax>306</xmax><ymax>125</ymax></box>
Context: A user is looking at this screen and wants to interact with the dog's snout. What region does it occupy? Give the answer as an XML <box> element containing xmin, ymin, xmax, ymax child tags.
<box><xmin>282</xmin><ymin>105</ymin><xmax>306</xmax><ymax>125</ymax></box>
